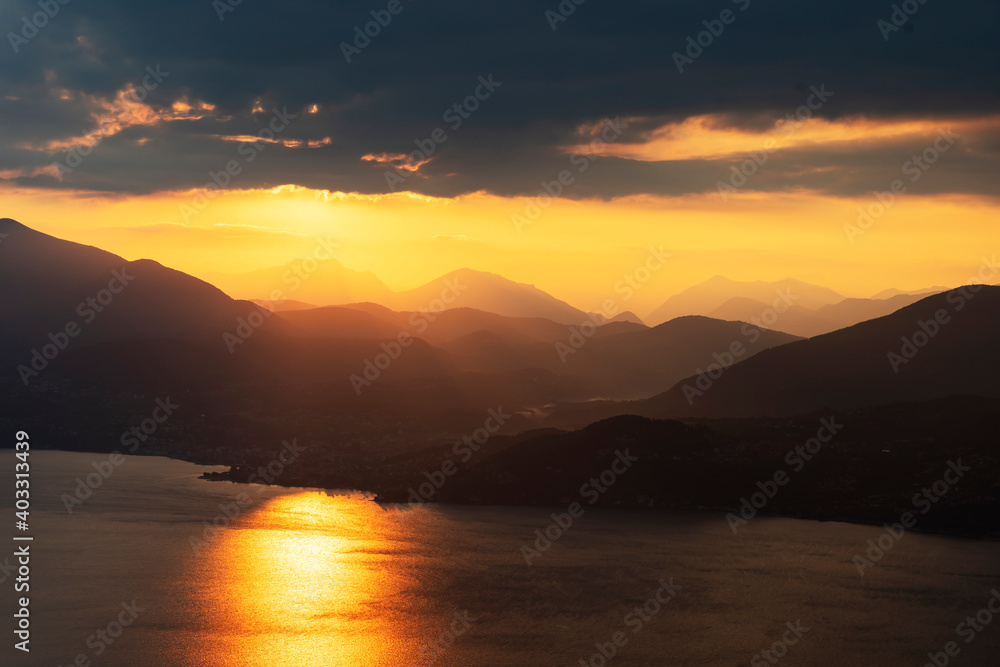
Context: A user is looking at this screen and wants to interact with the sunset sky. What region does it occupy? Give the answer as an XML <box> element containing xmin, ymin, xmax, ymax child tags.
<box><xmin>2</xmin><ymin>0</ymin><xmax>998</xmax><ymax>314</ymax></box>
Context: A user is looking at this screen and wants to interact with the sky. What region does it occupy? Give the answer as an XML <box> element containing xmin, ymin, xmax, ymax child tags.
<box><xmin>1</xmin><ymin>0</ymin><xmax>998</xmax><ymax>313</ymax></box>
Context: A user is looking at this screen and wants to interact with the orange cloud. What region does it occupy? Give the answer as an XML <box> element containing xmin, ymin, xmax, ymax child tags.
<box><xmin>566</xmin><ymin>114</ymin><xmax>1000</xmax><ymax>162</ymax></box>
<box><xmin>0</xmin><ymin>165</ymin><xmax>64</xmax><ymax>180</ymax></box>
<box><xmin>212</xmin><ymin>135</ymin><xmax>333</xmax><ymax>148</ymax></box>
<box><xmin>19</xmin><ymin>90</ymin><xmax>214</xmax><ymax>154</ymax></box>
<box><xmin>361</xmin><ymin>152</ymin><xmax>433</xmax><ymax>173</ymax></box>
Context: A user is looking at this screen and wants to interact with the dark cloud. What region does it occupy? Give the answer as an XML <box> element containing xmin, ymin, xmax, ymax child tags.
<box><xmin>0</xmin><ymin>0</ymin><xmax>998</xmax><ymax>198</ymax></box>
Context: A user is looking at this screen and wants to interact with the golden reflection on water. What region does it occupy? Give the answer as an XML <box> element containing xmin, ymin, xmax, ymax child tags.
<box><xmin>195</xmin><ymin>491</ymin><xmax>418</xmax><ymax>667</ymax></box>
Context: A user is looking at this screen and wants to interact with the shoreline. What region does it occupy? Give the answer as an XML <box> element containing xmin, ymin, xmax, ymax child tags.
<box><xmin>20</xmin><ymin>446</ymin><xmax>1000</xmax><ymax>542</ymax></box>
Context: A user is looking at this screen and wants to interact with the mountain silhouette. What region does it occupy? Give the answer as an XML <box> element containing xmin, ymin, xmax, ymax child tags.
<box><xmin>379</xmin><ymin>397</ymin><xmax>1000</xmax><ymax>536</ymax></box>
<box><xmin>279</xmin><ymin>305</ymin><xmax>573</xmax><ymax>346</ymax></box>
<box><xmin>872</xmin><ymin>286</ymin><xmax>949</xmax><ymax>299</ymax></box>
<box><xmin>253</xmin><ymin>299</ymin><xmax>319</xmax><ymax>311</ymax></box>
<box><xmin>0</xmin><ymin>219</ymin><xmax>279</xmax><ymax>366</ymax></box>
<box><xmin>646</xmin><ymin>276</ymin><xmax>844</xmax><ymax>325</ymax></box>
<box><xmin>0</xmin><ymin>221</ymin><xmax>800</xmax><ymax>402</ymax></box>
<box><xmin>707</xmin><ymin>292</ymin><xmax>939</xmax><ymax>337</ymax></box>
<box><xmin>278</xmin><ymin>302</ymin><xmax>799</xmax><ymax>399</ymax></box>
<box><xmin>385</xmin><ymin>268</ymin><xmax>590</xmax><ymax>325</ymax></box>
<box><xmin>606</xmin><ymin>310</ymin><xmax>646</xmax><ymax>325</ymax></box>
<box><xmin>6</xmin><ymin>219</ymin><xmax>996</xmax><ymax>431</ymax></box>
<box><xmin>555</xmin><ymin>316</ymin><xmax>800</xmax><ymax>398</ymax></box>
<box><xmin>648</xmin><ymin>287</ymin><xmax>1000</xmax><ymax>418</ymax></box>
<box><xmin>233</xmin><ymin>264</ymin><xmax>593</xmax><ymax>325</ymax></box>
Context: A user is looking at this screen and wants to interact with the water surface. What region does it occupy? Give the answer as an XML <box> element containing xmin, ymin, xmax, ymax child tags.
<box><xmin>5</xmin><ymin>451</ymin><xmax>999</xmax><ymax>666</ymax></box>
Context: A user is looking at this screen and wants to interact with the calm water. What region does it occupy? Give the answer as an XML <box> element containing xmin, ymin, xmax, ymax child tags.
<box><xmin>3</xmin><ymin>451</ymin><xmax>999</xmax><ymax>666</ymax></box>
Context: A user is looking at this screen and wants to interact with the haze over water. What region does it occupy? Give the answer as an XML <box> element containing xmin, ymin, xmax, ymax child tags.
<box><xmin>10</xmin><ymin>451</ymin><xmax>1000</xmax><ymax>666</ymax></box>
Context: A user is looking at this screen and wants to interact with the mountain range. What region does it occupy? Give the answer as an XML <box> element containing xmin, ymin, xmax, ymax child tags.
<box><xmin>3</xmin><ymin>217</ymin><xmax>999</xmax><ymax>532</ymax></box>
<box><xmin>656</xmin><ymin>286</ymin><xmax>1000</xmax><ymax>417</ymax></box>
<box><xmin>0</xmin><ymin>219</ymin><xmax>794</xmax><ymax>402</ymax></box>
<box><xmin>2</xmin><ymin>218</ymin><xmax>992</xmax><ymax>414</ymax></box>
<box><xmin>215</xmin><ymin>262</ymin><xmax>951</xmax><ymax>338</ymax></box>
<box><xmin>213</xmin><ymin>262</ymin><xmax>593</xmax><ymax>325</ymax></box>
<box><xmin>536</xmin><ymin>285</ymin><xmax>1000</xmax><ymax>430</ymax></box>
<box><xmin>705</xmin><ymin>290</ymin><xmax>946</xmax><ymax>337</ymax></box>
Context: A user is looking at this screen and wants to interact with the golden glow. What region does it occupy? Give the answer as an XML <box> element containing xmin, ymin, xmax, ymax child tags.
<box><xmin>572</xmin><ymin>114</ymin><xmax>1000</xmax><ymax>162</ymax></box>
<box><xmin>187</xmin><ymin>492</ymin><xmax>420</xmax><ymax>667</ymax></box>
<box><xmin>211</xmin><ymin>135</ymin><xmax>332</xmax><ymax>148</ymax></box>
<box><xmin>361</xmin><ymin>153</ymin><xmax>433</xmax><ymax>173</ymax></box>
<box><xmin>1</xmin><ymin>181</ymin><xmax>997</xmax><ymax>315</ymax></box>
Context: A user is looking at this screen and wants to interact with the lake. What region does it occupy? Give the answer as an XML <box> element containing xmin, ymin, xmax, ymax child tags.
<box><xmin>4</xmin><ymin>451</ymin><xmax>999</xmax><ymax>666</ymax></box>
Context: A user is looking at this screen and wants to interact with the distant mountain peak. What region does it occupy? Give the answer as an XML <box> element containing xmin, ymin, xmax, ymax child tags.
<box><xmin>607</xmin><ymin>310</ymin><xmax>646</xmax><ymax>326</ymax></box>
<box><xmin>444</xmin><ymin>267</ymin><xmax>539</xmax><ymax>289</ymax></box>
<box><xmin>387</xmin><ymin>268</ymin><xmax>588</xmax><ymax>325</ymax></box>
<box><xmin>448</xmin><ymin>267</ymin><xmax>502</xmax><ymax>278</ymax></box>
<box><xmin>872</xmin><ymin>286</ymin><xmax>951</xmax><ymax>300</ymax></box>
<box><xmin>647</xmin><ymin>276</ymin><xmax>845</xmax><ymax>326</ymax></box>
<box><xmin>0</xmin><ymin>218</ymin><xmax>37</xmax><ymax>235</ymax></box>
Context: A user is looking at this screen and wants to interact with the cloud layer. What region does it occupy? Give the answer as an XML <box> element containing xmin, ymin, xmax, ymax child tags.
<box><xmin>2</xmin><ymin>0</ymin><xmax>998</xmax><ymax>198</ymax></box>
